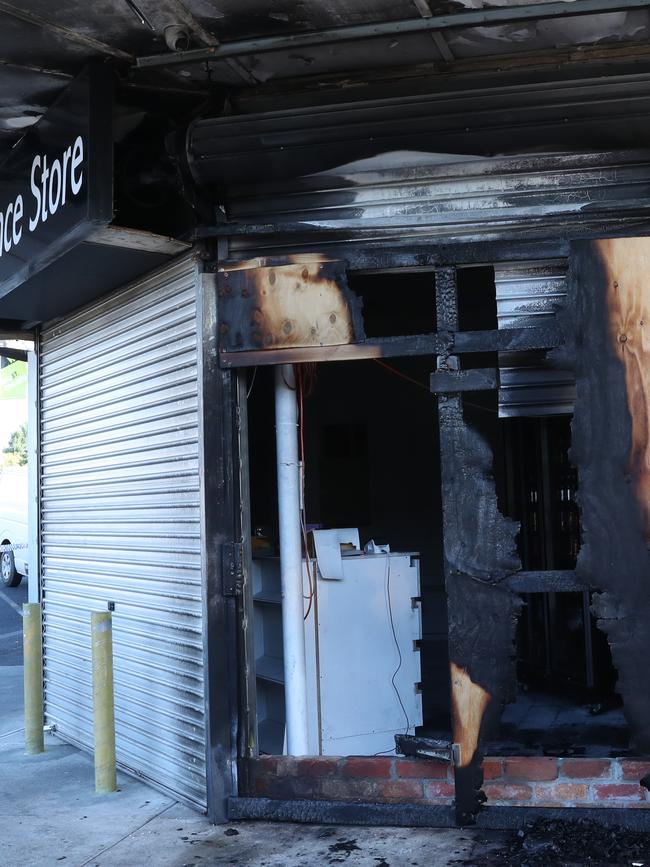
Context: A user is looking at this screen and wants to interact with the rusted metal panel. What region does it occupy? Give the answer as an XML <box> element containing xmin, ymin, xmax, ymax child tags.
<box><xmin>216</xmin><ymin>255</ymin><xmax>364</xmax><ymax>354</ymax></box>
<box><xmin>569</xmin><ymin>237</ymin><xmax>650</xmax><ymax>752</ymax></box>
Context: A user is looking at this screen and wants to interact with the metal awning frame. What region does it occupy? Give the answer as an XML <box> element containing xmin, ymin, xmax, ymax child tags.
<box><xmin>136</xmin><ymin>0</ymin><xmax>650</xmax><ymax>68</ymax></box>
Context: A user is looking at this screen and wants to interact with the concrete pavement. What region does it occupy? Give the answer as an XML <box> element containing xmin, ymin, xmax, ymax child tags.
<box><xmin>0</xmin><ymin>584</ymin><xmax>505</xmax><ymax>867</ymax></box>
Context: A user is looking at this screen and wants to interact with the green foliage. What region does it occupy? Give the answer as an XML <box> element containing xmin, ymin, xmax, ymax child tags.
<box><xmin>3</xmin><ymin>422</ymin><xmax>27</xmax><ymax>465</ymax></box>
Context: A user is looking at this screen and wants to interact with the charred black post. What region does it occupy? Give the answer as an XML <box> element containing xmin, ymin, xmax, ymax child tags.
<box><xmin>434</xmin><ymin>267</ymin><xmax>522</xmax><ymax>825</ymax></box>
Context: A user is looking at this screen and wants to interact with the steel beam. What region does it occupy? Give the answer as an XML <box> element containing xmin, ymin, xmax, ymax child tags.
<box><xmin>136</xmin><ymin>1</ymin><xmax>650</xmax><ymax>68</ymax></box>
<box><xmin>0</xmin><ymin>2</ymin><xmax>132</xmax><ymax>62</ymax></box>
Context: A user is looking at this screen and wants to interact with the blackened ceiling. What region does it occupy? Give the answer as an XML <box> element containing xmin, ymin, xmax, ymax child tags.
<box><xmin>0</xmin><ymin>1</ymin><xmax>650</xmax><ymax>237</ymax></box>
<box><xmin>1</xmin><ymin>1</ymin><xmax>650</xmax><ymax>154</ymax></box>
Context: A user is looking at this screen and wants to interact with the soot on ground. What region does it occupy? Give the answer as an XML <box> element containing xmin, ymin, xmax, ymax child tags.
<box><xmin>456</xmin><ymin>818</ymin><xmax>650</xmax><ymax>867</ymax></box>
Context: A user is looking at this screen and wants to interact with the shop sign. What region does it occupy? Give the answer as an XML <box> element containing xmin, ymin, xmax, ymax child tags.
<box><xmin>0</xmin><ymin>64</ymin><xmax>112</xmax><ymax>299</ymax></box>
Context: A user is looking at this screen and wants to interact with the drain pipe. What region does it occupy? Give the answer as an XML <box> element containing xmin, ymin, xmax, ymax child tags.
<box><xmin>275</xmin><ymin>364</ymin><xmax>310</xmax><ymax>756</ymax></box>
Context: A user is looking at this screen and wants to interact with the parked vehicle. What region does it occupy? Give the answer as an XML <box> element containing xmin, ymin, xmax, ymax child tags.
<box><xmin>0</xmin><ymin>466</ymin><xmax>28</xmax><ymax>587</ymax></box>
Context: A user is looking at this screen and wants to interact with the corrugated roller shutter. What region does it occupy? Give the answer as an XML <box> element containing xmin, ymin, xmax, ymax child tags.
<box><xmin>495</xmin><ymin>260</ymin><xmax>575</xmax><ymax>418</ymax></box>
<box><xmin>39</xmin><ymin>254</ymin><xmax>207</xmax><ymax>809</ymax></box>
<box><xmin>213</xmin><ymin>149</ymin><xmax>650</xmax><ymax>257</ymax></box>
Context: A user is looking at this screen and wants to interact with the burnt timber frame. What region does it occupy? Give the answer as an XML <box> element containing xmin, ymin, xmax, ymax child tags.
<box><xmin>198</xmin><ymin>270</ymin><xmax>245</xmax><ymax>823</ymax></box>
<box><xmin>219</xmin><ymin>324</ymin><xmax>562</xmax><ymax>369</ymax></box>
<box><xmin>219</xmin><ymin>244</ymin><xmax>586</xmax><ymax>824</ymax></box>
<box><xmin>434</xmin><ymin>266</ymin><xmax>525</xmax><ymax>825</ymax></box>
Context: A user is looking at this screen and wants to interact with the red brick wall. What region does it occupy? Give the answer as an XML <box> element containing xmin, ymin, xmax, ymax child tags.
<box><xmin>245</xmin><ymin>755</ymin><xmax>650</xmax><ymax>808</ymax></box>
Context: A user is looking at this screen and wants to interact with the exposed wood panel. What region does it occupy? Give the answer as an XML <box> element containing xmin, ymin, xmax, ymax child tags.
<box><xmin>216</xmin><ymin>258</ymin><xmax>364</xmax><ymax>353</ymax></box>
<box><xmin>601</xmin><ymin>239</ymin><xmax>650</xmax><ymax>537</ymax></box>
<box><xmin>569</xmin><ymin>237</ymin><xmax>650</xmax><ymax>751</ymax></box>
<box><xmin>450</xmin><ymin>662</ymin><xmax>490</xmax><ymax>771</ymax></box>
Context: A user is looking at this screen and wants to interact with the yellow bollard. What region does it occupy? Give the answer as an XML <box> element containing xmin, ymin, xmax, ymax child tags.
<box><xmin>91</xmin><ymin>611</ymin><xmax>117</xmax><ymax>794</ymax></box>
<box><xmin>23</xmin><ymin>603</ymin><xmax>44</xmax><ymax>755</ymax></box>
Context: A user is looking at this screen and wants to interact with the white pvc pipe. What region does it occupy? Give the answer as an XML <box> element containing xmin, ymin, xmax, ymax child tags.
<box><xmin>274</xmin><ymin>364</ymin><xmax>310</xmax><ymax>756</ymax></box>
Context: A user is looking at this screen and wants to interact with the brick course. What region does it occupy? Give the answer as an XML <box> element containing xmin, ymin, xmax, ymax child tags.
<box><xmin>560</xmin><ymin>759</ymin><xmax>611</xmax><ymax>779</ymax></box>
<box><xmin>245</xmin><ymin>754</ymin><xmax>650</xmax><ymax>808</ymax></box>
<box><xmin>396</xmin><ymin>758</ymin><xmax>447</xmax><ymax>779</ymax></box>
<box><xmin>620</xmin><ymin>760</ymin><xmax>650</xmax><ymax>781</ymax></box>
<box><xmin>342</xmin><ymin>757</ymin><xmax>392</xmax><ymax>778</ymax></box>
<box><xmin>504</xmin><ymin>757</ymin><xmax>558</xmax><ymax>781</ymax></box>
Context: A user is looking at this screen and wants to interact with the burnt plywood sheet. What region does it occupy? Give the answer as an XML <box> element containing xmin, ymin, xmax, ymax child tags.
<box><xmin>216</xmin><ymin>256</ymin><xmax>364</xmax><ymax>352</ymax></box>
<box><xmin>570</xmin><ymin>237</ymin><xmax>650</xmax><ymax>752</ymax></box>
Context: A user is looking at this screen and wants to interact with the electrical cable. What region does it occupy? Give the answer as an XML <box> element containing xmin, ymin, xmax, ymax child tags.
<box><xmin>295</xmin><ymin>364</ymin><xmax>314</xmax><ymax>620</ymax></box>
<box><xmin>246</xmin><ymin>366</ymin><xmax>258</xmax><ymax>399</ymax></box>
<box><xmin>373</xmin><ymin>553</ymin><xmax>412</xmax><ymax>756</ymax></box>
<box><xmin>384</xmin><ymin>552</ymin><xmax>411</xmax><ymax>737</ymax></box>
<box><xmin>123</xmin><ymin>0</ymin><xmax>155</xmax><ymax>30</ymax></box>
<box><xmin>371</xmin><ymin>357</ymin><xmax>497</xmax><ymax>415</ymax></box>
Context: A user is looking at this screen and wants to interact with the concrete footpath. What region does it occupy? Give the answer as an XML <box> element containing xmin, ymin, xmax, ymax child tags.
<box><xmin>0</xmin><ymin>669</ymin><xmax>506</xmax><ymax>867</ymax></box>
<box><xmin>0</xmin><ymin>587</ymin><xmax>504</xmax><ymax>867</ymax></box>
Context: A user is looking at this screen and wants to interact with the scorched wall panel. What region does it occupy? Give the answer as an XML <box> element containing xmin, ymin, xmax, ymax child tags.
<box><xmin>39</xmin><ymin>254</ymin><xmax>207</xmax><ymax>809</ymax></box>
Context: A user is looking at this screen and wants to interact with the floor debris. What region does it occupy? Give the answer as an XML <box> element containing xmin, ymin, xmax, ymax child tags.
<box><xmin>455</xmin><ymin>818</ymin><xmax>650</xmax><ymax>867</ymax></box>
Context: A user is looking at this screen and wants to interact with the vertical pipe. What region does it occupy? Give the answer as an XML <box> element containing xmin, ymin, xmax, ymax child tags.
<box><xmin>91</xmin><ymin>611</ymin><xmax>117</xmax><ymax>793</ymax></box>
<box><xmin>23</xmin><ymin>603</ymin><xmax>44</xmax><ymax>755</ymax></box>
<box><xmin>27</xmin><ymin>347</ymin><xmax>39</xmax><ymax>606</ymax></box>
<box><xmin>274</xmin><ymin>364</ymin><xmax>309</xmax><ymax>756</ymax></box>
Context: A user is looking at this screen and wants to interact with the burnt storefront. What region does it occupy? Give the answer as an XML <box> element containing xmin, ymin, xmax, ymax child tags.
<box><xmin>180</xmin><ymin>80</ymin><xmax>650</xmax><ymax>820</ymax></box>
<box><xmin>5</xmin><ymin>0</ymin><xmax>650</xmax><ymax>829</ymax></box>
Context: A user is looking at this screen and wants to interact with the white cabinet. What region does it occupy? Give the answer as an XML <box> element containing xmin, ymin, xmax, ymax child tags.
<box><xmin>253</xmin><ymin>552</ymin><xmax>422</xmax><ymax>756</ymax></box>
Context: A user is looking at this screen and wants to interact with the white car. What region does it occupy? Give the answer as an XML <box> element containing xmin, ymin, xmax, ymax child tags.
<box><xmin>0</xmin><ymin>466</ymin><xmax>28</xmax><ymax>588</ymax></box>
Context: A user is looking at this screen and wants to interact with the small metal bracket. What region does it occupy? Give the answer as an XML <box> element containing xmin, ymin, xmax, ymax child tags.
<box><xmin>222</xmin><ymin>542</ymin><xmax>244</xmax><ymax>597</ymax></box>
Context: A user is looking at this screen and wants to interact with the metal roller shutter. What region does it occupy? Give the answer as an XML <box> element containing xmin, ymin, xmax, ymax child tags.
<box><xmin>209</xmin><ymin>149</ymin><xmax>650</xmax><ymax>257</ymax></box>
<box><xmin>39</xmin><ymin>254</ymin><xmax>207</xmax><ymax>809</ymax></box>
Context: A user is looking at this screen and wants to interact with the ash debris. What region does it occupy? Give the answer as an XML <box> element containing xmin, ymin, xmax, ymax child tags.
<box><xmin>456</xmin><ymin>818</ymin><xmax>650</xmax><ymax>867</ymax></box>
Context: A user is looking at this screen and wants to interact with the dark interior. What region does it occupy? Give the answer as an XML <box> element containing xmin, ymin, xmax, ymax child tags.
<box><xmin>246</xmin><ymin>265</ymin><xmax>629</xmax><ymax>758</ymax></box>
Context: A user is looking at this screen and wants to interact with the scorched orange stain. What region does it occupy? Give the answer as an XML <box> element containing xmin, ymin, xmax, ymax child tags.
<box><xmin>599</xmin><ymin>237</ymin><xmax>650</xmax><ymax>538</ymax></box>
<box><xmin>450</xmin><ymin>661</ymin><xmax>491</xmax><ymax>769</ymax></box>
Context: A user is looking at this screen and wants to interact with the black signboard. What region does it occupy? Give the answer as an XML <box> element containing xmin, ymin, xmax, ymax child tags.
<box><xmin>0</xmin><ymin>64</ymin><xmax>112</xmax><ymax>300</ymax></box>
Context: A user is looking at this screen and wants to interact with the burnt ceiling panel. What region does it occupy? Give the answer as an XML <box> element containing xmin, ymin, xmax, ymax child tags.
<box><xmin>446</xmin><ymin>9</ymin><xmax>650</xmax><ymax>58</ymax></box>
<box><xmin>0</xmin><ymin>2</ymin><xmax>649</xmax><ymax>175</ymax></box>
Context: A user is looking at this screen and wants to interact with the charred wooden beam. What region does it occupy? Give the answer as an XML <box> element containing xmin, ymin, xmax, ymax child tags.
<box><xmin>219</xmin><ymin>333</ymin><xmax>445</xmax><ymax>367</ymax></box>
<box><xmin>435</xmin><ymin>267</ymin><xmax>522</xmax><ymax>825</ymax></box>
<box><xmin>430</xmin><ymin>367</ymin><xmax>498</xmax><ymax>394</ymax></box>
<box><xmin>570</xmin><ymin>238</ymin><xmax>650</xmax><ymax>751</ymax></box>
<box><xmin>502</xmin><ymin>570</ymin><xmax>582</xmax><ymax>593</ymax></box>
<box><xmin>219</xmin><ymin>326</ymin><xmax>561</xmax><ymax>369</ymax></box>
<box><xmin>455</xmin><ymin>324</ymin><xmax>563</xmax><ymax>354</ymax></box>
